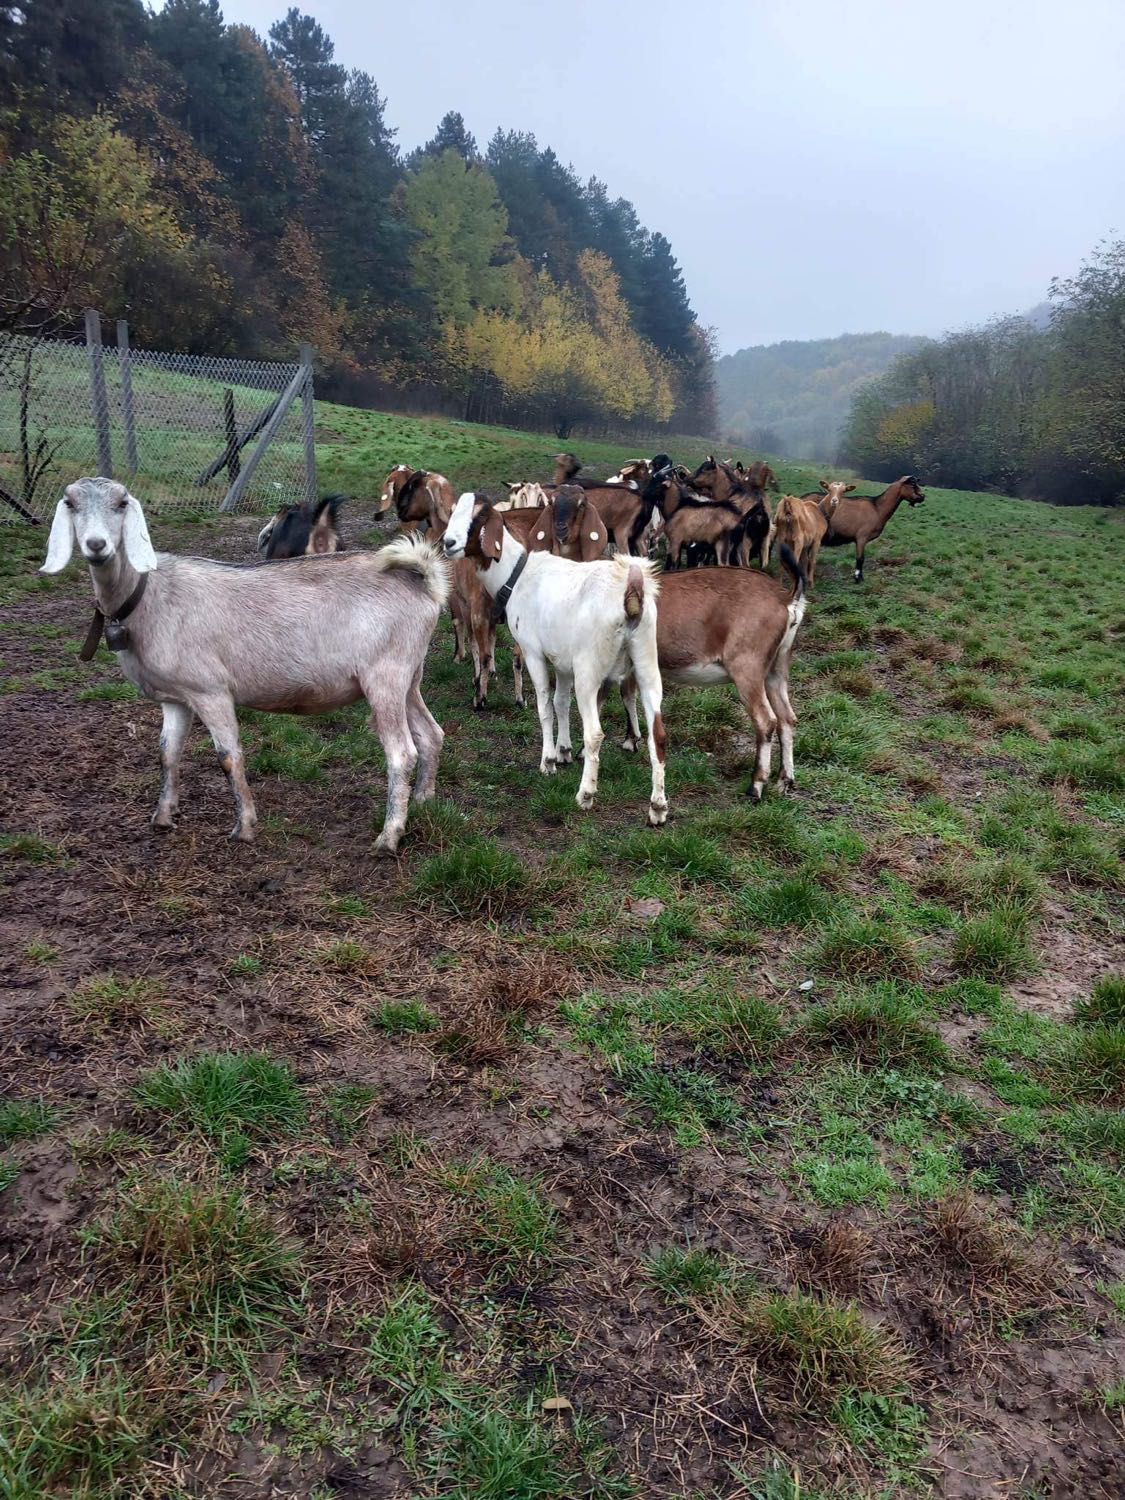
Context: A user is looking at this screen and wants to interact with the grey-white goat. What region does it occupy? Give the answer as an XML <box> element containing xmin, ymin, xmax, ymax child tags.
<box><xmin>41</xmin><ymin>477</ymin><xmax>449</xmax><ymax>853</ymax></box>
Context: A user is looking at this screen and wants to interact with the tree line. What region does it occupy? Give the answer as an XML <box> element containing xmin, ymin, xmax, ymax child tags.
<box><xmin>0</xmin><ymin>0</ymin><xmax>715</xmax><ymax>437</ymax></box>
<box><xmin>840</xmin><ymin>240</ymin><xmax>1125</xmax><ymax>506</ymax></box>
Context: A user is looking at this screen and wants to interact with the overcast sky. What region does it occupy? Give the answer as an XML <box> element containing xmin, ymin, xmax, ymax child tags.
<box><xmin>206</xmin><ymin>0</ymin><xmax>1125</xmax><ymax>353</ymax></box>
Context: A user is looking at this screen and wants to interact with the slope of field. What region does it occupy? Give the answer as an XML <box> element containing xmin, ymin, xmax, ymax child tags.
<box><xmin>716</xmin><ymin>333</ymin><xmax>928</xmax><ymax>462</ymax></box>
<box><xmin>1</xmin><ymin>476</ymin><xmax>1123</xmax><ymax>1498</ymax></box>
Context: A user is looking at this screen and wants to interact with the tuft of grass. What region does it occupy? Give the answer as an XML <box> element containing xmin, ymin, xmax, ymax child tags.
<box><xmin>366</xmin><ymin>1281</ymin><xmax>451</xmax><ymax>1417</ymax></box>
<box><xmin>78</xmin><ymin>680</ymin><xmax>139</xmax><ymax>702</ymax></box>
<box><xmin>737</xmin><ymin>875</ymin><xmax>832</xmax><ymax>929</ymax></box>
<box><xmin>716</xmin><ymin>1284</ymin><xmax>912</xmax><ymax>1407</ymax></box>
<box><xmin>0</xmin><ymin>1097</ymin><xmax>58</xmax><ymax>1145</ymax></box>
<box><xmin>923</xmin><ymin>1191</ymin><xmax>1057</xmax><ymax>1305</ymax></box>
<box><xmin>646</xmin><ymin>1245</ymin><xmax>733</xmax><ymax>1300</ymax></box>
<box><xmin>98</xmin><ymin>1175</ymin><xmax>300</xmax><ymax>1358</ymax></box>
<box><xmin>616</xmin><ymin>826</ymin><xmax>732</xmax><ymax>884</ymax></box>
<box><xmin>23</xmin><ymin>937</ymin><xmax>58</xmax><ymax>964</ymax></box>
<box><xmin>443</xmin><ymin>1158</ymin><xmax>559</xmax><ymax>1275</ymax></box>
<box><xmin>317</xmin><ymin>938</ymin><xmax>372</xmax><ymax>973</ymax></box>
<box><xmin>135</xmin><ymin>1052</ymin><xmax>305</xmax><ymax>1167</ymax></box>
<box><xmin>830</xmin><ymin>1390</ymin><xmax>929</xmax><ymax>1485</ymax></box>
<box><xmin>811</xmin><ymin>916</ymin><xmax>920</xmax><ymax>983</ymax></box>
<box><xmin>324</xmin><ymin>1082</ymin><xmax>377</xmax><ymax>1142</ymax></box>
<box><xmin>1062</xmin><ymin>1027</ymin><xmax>1125</xmax><ymax>1103</ymax></box>
<box><xmin>1076</xmin><ymin>975</ymin><xmax>1125</xmax><ymax>1029</ymax></box>
<box><xmin>430</xmin><ymin>1408</ymin><xmax>578</xmax><ymax>1499</ymax></box>
<box><xmin>804</xmin><ymin>988</ymin><xmax>948</xmax><ymax>1072</ymax></box>
<box><xmin>370</xmin><ymin>998</ymin><xmax>439</xmax><ymax>1034</ymax></box>
<box><xmin>0</xmin><ymin>830</ymin><xmax>65</xmax><ymax>863</ymax></box>
<box><xmin>0</xmin><ymin>1371</ymin><xmax>153</xmax><ymax>1497</ymax></box>
<box><xmin>68</xmin><ymin>975</ymin><xmax>167</xmax><ymax>1032</ymax></box>
<box><xmin>951</xmin><ymin>909</ymin><xmax>1035</xmax><ymax>980</ymax></box>
<box><xmin>226</xmin><ymin>952</ymin><xmax>263</xmax><ymax>978</ymax></box>
<box><xmin>414</xmin><ymin>837</ymin><xmax>528</xmax><ymax>917</ymax></box>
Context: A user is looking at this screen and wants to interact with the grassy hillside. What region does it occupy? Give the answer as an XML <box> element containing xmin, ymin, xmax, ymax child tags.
<box><xmin>0</xmin><ymin>474</ymin><xmax>1123</xmax><ymax>1496</ymax></box>
<box><xmin>716</xmin><ymin>332</ymin><xmax>928</xmax><ymax>463</ymax></box>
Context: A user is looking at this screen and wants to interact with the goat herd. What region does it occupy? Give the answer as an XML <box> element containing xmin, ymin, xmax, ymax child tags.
<box><xmin>40</xmin><ymin>458</ymin><xmax>925</xmax><ymax>852</ymax></box>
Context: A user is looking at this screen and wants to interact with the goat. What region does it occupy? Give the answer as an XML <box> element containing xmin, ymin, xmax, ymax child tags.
<box><xmin>42</xmin><ymin>477</ymin><xmax>447</xmax><ymax>854</ymax></box>
<box><xmin>689</xmin><ymin>457</ymin><xmax>772</xmax><ymax>567</ymax></box>
<box><xmin>604</xmin><ymin>452</ymin><xmax>673</xmax><ymax>489</ymax></box>
<box><xmin>771</xmin><ymin>488</ymin><xmax>845</xmax><ymax>588</ymax></box>
<box><xmin>526</xmin><ymin>485</ymin><xmax>608</xmax><ymax>562</ymax></box>
<box><xmin>619</xmin><ymin>547</ymin><xmax>807</xmax><ymax>800</ymax></box>
<box><xmin>818</xmin><ymin>476</ymin><xmax>925</xmax><ymax>582</ymax></box>
<box><xmin>496</xmin><ymin>481</ymin><xmax>549</xmax><ymax>513</ymax></box>
<box><xmin>644</xmin><ymin>469</ymin><xmax>752</xmax><ymax>569</ymax></box>
<box><xmin>374</xmin><ymin>466</ymin><xmax>454</xmax><ymax>536</ymax></box>
<box><xmin>443</xmin><ymin>493</ymin><xmax>668</xmax><ymax>825</ymax></box>
<box><xmin>257</xmin><ymin>494</ymin><xmax>344</xmax><ymax>559</ymax></box>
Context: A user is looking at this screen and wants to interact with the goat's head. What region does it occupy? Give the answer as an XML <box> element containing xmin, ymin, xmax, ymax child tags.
<box><xmin>41</xmin><ymin>477</ymin><xmax>157</xmax><ymax>575</ymax></box>
<box><xmin>899</xmin><ymin>475</ymin><xmax>926</xmax><ymax>506</ymax></box>
<box><xmin>549</xmin><ymin>484</ymin><xmax>606</xmax><ymax>561</ymax></box>
<box><xmin>376</xmin><ymin>464</ymin><xmax>414</xmax><ymax>515</ymax></box>
<box><xmin>443</xmin><ymin>492</ymin><xmax>505</xmax><ymax>566</ymax></box>
<box><xmin>818</xmin><ymin>480</ymin><xmax>855</xmax><ymax>515</ymax></box>
<box><xmin>552</xmin><ymin>452</ymin><xmax>582</xmax><ymax>481</ymax></box>
<box><xmin>606</xmin><ymin>458</ymin><xmax>647</xmax><ymax>487</ymax></box>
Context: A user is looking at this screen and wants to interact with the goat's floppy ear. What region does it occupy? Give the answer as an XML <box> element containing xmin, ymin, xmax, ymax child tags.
<box><xmin>819</xmin><ymin>478</ymin><xmax>830</xmax><ymax>490</ymax></box>
<box><xmin>478</xmin><ymin>504</ymin><xmax>506</xmax><ymax>565</ymax></box>
<box><xmin>41</xmin><ymin>497</ymin><xmax>74</xmax><ymax>573</ymax></box>
<box><xmin>580</xmin><ymin>502</ymin><xmax>607</xmax><ymax>561</ymax></box>
<box><xmin>527</xmin><ymin>505</ymin><xmax>553</xmax><ymax>552</ymax></box>
<box><xmin>844</xmin><ymin>483</ymin><xmax>856</xmax><ymax>493</ymax></box>
<box><xmin>122</xmin><ymin>493</ymin><xmax>158</xmax><ymax>573</ymax></box>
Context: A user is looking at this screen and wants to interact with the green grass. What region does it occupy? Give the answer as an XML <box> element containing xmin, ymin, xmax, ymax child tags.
<box><xmin>370</xmin><ymin>998</ymin><xmax>439</xmax><ymax>1034</ymax></box>
<box><xmin>135</xmin><ymin>1052</ymin><xmax>305</xmax><ymax>1167</ymax></box>
<box><xmin>414</xmin><ymin>837</ymin><xmax>529</xmax><ymax>916</ymax></box>
<box><xmin>646</xmin><ymin>1245</ymin><xmax>734</xmax><ymax>1300</ymax></box>
<box><xmin>443</xmin><ymin>1158</ymin><xmax>560</xmax><ymax>1275</ymax></box>
<box><xmin>0</xmin><ymin>830</ymin><xmax>64</xmax><ymax>862</ymax></box>
<box><xmin>803</xmin><ymin>988</ymin><xmax>948</xmax><ymax>1072</ymax></box>
<box><xmin>0</xmin><ymin>1097</ymin><xmax>58</xmax><ymax>1145</ymax></box>
<box><xmin>0</xmin><ymin>1370</ymin><xmax>153</xmax><ymax>1498</ymax></box>
<box><xmin>97</xmin><ymin>1175</ymin><xmax>300</xmax><ymax>1359</ymax></box>
<box><xmin>951</xmin><ymin>909</ymin><xmax>1036</xmax><ymax>980</ymax></box>
<box><xmin>1076</xmin><ymin>976</ymin><xmax>1125</xmax><ymax>1028</ymax></box>
<box><xmin>811</xmin><ymin>916</ymin><xmax>920</xmax><ymax>983</ymax></box>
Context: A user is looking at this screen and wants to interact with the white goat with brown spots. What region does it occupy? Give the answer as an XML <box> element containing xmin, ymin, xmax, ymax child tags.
<box><xmin>41</xmin><ymin>478</ymin><xmax>447</xmax><ymax>854</ymax></box>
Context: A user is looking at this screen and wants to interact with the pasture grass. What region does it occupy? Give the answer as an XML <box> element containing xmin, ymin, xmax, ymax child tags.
<box><xmin>2</xmin><ymin>418</ymin><xmax>1123</xmax><ymax>1496</ymax></box>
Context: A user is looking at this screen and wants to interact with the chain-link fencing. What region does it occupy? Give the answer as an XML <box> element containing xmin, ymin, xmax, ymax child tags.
<box><xmin>0</xmin><ymin>314</ymin><xmax>316</xmax><ymax>524</ymax></box>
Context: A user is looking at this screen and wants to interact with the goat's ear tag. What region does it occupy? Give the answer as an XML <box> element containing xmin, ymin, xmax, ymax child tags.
<box><xmin>590</xmin><ymin>531</ymin><xmax>599</xmax><ymax>541</ymax></box>
<box><xmin>494</xmin><ymin>537</ymin><xmax>501</xmax><ymax>551</ymax></box>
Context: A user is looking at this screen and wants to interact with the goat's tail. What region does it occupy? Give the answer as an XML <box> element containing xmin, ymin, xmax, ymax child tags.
<box><xmin>374</xmin><ymin>534</ymin><xmax>451</xmax><ymax>609</ymax></box>
<box><xmin>778</xmin><ymin>542</ymin><xmax>807</xmax><ymax>607</ymax></box>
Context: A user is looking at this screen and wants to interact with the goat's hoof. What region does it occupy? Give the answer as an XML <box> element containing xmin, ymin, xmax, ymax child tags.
<box><xmin>576</xmin><ymin>790</ymin><xmax>596</xmax><ymax>810</ymax></box>
<box><xmin>620</xmin><ymin>736</ymin><xmax>639</xmax><ymax>754</ymax></box>
<box><xmin>778</xmin><ymin>776</ymin><xmax>796</xmax><ymax>796</ymax></box>
<box><xmin>540</xmin><ymin>759</ymin><xmax>557</xmax><ymax>776</ymax></box>
<box><xmin>647</xmin><ymin>802</ymin><xmax>668</xmax><ymax>827</ymax></box>
<box><xmin>556</xmin><ymin>747</ymin><xmax>573</xmax><ymax>766</ymax></box>
<box><xmin>230</xmin><ymin>824</ymin><xmax>257</xmax><ymax>843</ymax></box>
<box><xmin>748</xmin><ymin>783</ymin><xmax>765</xmax><ymax>803</ymax></box>
<box><xmin>151</xmin><ymin>811</ymin><xmax>175</xmax><ymax>832</ymax></box>
<box><xmin>515</xmin><ymin>697</ymin><xmax>526</xmax><ymax>709</ymax></box>
<box><xmin>374</xmin><ymin>832</ymin><xmax>402</xmax><ymax>856</ymax></box>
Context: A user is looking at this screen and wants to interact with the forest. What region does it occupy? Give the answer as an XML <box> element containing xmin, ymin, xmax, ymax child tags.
<box><xmin>716</xmin><ymin>331</ymin><xmax>926</xmax><ymax>463</ymax></box>
<box><xmin>0</xmin><ymin>0</ymin><xmax>715</xmax><ymax>438</ymax></box>
<box><xmin>840</xmin><ymin>241</ymin><xmax>1125</xmax><ymax>506</ymax></box>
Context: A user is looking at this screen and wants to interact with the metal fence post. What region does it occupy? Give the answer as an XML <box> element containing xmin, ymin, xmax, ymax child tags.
<box><xmin>84</xmin><ymin>309</ymin><xmax>112</xmax><ymax>477</ymax></box>
<box><xmin>116</xmin><ymin>319</ymin><xmax>139</xmax><ymax>474</ymax></box>
<box><xmin>220</xmin><ymin>360</ymin><xmax>308</xmax><ymax>512</ymax></box>
<box><xmin>223</xmin><ymin>389</ymin><xmax>240</xmax><ymax>483</ymax></box>
<box><xmin>300</xmin><ymin>343</ymin><xmax>317</xmax><ymax>506</ymax></box>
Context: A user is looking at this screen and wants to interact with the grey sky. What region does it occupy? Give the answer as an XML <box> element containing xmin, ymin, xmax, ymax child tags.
<box><xmin>209</xmin><ymin>0</ymin><xmax>1125</xmax><ymax>353</ymax></box>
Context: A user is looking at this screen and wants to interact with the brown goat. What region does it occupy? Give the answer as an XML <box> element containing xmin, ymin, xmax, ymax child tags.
<box><xmin>819</xmin><ymin>475</ymin><xmax>925</xmax><ymax>582</ymax></box>
<box><xmin>619</xmin><ymin>548</ymin><xmax>808</xmax><ymax>799</ymax></box>
<box><xmin>771</xmin><ymin>487</ymin><xmax>846</xmax><ymax>587</ymax></box>
<box><xmin>690</xmin><ymin>457</ymin><xmax>772</xmax><ymax>566</ymax></box>
<box><xmin>525</xmin><ymin>486</ymin><xmax>608</xmax><ymax>562</ymax></box>
<box><xmin>375</xmin><ymin>467</ymin><xmax>454</xmax><ymax>536</ymax></box>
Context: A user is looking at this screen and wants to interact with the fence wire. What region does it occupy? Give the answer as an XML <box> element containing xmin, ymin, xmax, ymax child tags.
<box><xmin>0</xmin><ymin>322</ymin><xmax>314</xmax><ymax>523</ymax></box>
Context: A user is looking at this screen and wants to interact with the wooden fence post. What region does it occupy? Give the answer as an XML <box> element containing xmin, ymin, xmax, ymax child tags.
<box><xmin>116</xmin><ymin>318</ymin><xmax>138</xmax><ymax>474</ymax></box>
<box><xmin>84</xmin><ymin>309</ymin><xmax>112</xmax><ymax>477</ymax></box>
<box><xmin>300</xmin><ymin>343</ymin><xmax>317</xmax><ymax>506</ymax></box>
<box><xmin>223</xmin><ymin>389</ymin><xmax>240</xmax><ymax>483</ymax></box>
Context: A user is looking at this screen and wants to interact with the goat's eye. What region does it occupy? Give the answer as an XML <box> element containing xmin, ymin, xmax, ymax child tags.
<box><xmin>114</xmin><ymin>501</ymin><xmax>128</xmax><ymax>512</ymax></box>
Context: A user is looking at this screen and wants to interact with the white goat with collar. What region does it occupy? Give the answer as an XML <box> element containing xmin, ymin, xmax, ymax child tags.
<box><xmin>443</xmin><ymin>491</ymin><xmax>668</xmax><ymax>825</ymax></box>
<box><xmin>41</xmin><ymin>477</ymin><xmax>447</xmax><ymax>853</ymax></box>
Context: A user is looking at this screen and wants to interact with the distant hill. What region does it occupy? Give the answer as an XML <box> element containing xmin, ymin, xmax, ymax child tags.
<box><xmin>716</xmin><ymin>331</ymin><xmax>928</xmax><ymax>462</ymax></box>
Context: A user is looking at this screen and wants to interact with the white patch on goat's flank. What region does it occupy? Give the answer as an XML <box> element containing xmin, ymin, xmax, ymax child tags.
<box><xmin>666</xmin><ymin>662</ymin><xmax>730</xmax><ymax>686</ymax></box>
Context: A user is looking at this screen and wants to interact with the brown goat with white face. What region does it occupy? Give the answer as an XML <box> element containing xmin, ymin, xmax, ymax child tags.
<box><xmin>817</xmin><ymin>476</ymin><xmax>925</xmax><ymax>582</ymax></box>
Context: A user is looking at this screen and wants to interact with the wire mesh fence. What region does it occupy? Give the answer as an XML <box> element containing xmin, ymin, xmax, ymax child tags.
<box><xmin>0</xmin><ymin>314</ymin><xmax>316</xmax><ymax>524</ymax></box>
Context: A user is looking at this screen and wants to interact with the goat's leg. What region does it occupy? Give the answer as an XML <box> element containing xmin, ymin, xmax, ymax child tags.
<box><xmin>405</xmin><ymin>669</ymin><xmax>444</xmax><ymax>803</ymax></box>
<box><xmin>452</xmin><ymin>613</ymin><xmax>467</xmax><ymax>662</ymax></box>
<box><xmin>469</xmin><ymin>614</ymin><xmax>490</xmax><ymax>709</ymax></box>
<box><xmin>553</xmin><ymin>669</ymin><xmax>575</xmax><ymax>765</ymax></box>
<box><xmin>511</xmin><ymin>642</ymin><xmax>525</xmax><ymax>708</ymax></box>
<box><xmin>761</xmin><ymin>525</ymin><xmax>772</xmax><ymax>569</ymax></box>
<box><xmin>573</xmin><ymin>669</ymin><xmax>605</xmax><ymax>810</ymax></box>
<box><xmin>729</xmin><ymin>659</ymin><xmax>778</xmax><ymax>800</ymax></box>
<box><xmin>193</xmin><ymin>693</ymin><xmax>257</xmax><ymax>841</ymax></box>
<box><xmin>152</xmin><ymin>700</ymin><xmax>193</xmax><ymax>830</ymax></box>
<box><xmin>632</xmin><ymin>652</ymin><xmax>668</xmax><ymax>826</ymax></box>
<box><xmin>854</xmin><ymin>539</ymin><xmax>865</xmax><ymax>583</ymax></box>
<box><xmin>365</xmin><ymin>681</ymin><xmax>419</xmax><ymax>854</ymax></box>
<box><xmin>524</xmin><ymin>652</ymin><xmax>557</xmax><ymax>774</ymax></box>
<box><xmin>619</xmin><ymin>672</ymin><xmax>641</xmax><ymax>752</ymax></box>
